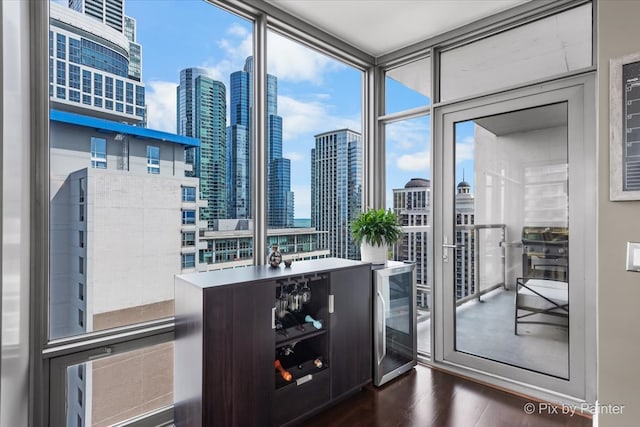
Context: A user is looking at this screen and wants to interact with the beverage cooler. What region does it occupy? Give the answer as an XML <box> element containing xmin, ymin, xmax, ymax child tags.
<box><xmin>372</xmin><ymin>261</ymin><xmax>417</xmax><ymax>387</ymax></box>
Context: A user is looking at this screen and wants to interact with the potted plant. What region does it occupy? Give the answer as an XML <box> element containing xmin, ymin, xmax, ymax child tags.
<box><xmin>352</xmin><ymin>208</ymin><xmax>402</xmax><ymax>264</ymax></box>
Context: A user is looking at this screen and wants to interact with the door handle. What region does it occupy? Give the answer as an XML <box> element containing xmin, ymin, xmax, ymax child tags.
<box><xmin>443</xmin><ymin>244</ymin><xmax>464</xmax><ymax>249</ymax></box>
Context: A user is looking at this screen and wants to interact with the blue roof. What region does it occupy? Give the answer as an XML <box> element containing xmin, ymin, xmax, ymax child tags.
<box><xmin>50</xmin><ymin>109</ymin><xmax>200</xmax><ymax>147</ymax></box>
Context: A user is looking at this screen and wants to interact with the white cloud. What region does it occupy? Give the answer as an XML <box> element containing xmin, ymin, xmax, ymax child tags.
<box><xmin>456</xmin><ymin>136</ymin><xmax>475</xmax><ymax>163</ymax></box>
<box><xmin>396</xmin><ymin>151</ymin><xmax>430</xmax><ymax>172</ymax></box>
<box><xmin>267</xmin><ymin>32</ymin><xmax>343</xmax><ymax>84</ymax></box>
<box><xmin>145</xmin><ymin>80</ymin><xmax>178</xmax><ymax>132</ymax></box>
<box><xmin>227</xmin><ymin>23</ymin><xmax>249</xmax><ymax>38</ymax></box>
<box><xmin>278</xmin><ymin>95</ymin><xmax>360</xmax><ymax>141</ymax></box>
<box><xmin>286</xmin><ymin>152</ymin><xmax>304</xmax><ymax>162</ymax></box>
<box><xmin>386</xmin><ymin>119</ymin><xmax>430</xmax><ymax>150</ymax></box>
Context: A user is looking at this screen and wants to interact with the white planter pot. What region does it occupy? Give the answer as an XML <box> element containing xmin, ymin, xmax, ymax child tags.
<box><xmin>360</xmin><ymin>242</ymin><xmax>388</xmax><ymax>265</ymax></box>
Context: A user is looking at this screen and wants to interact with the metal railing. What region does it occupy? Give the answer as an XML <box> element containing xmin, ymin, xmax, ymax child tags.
<box><xmin>454</xmin><ymin>224</ymin><xmax>506</xmax><ymax>305</ymax></box>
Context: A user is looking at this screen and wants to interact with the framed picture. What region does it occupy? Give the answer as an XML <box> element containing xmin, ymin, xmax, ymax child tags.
<box><xmin>610</xmin><ymin>51</ymin><xmax>640</xmax><ymax>200</ymax></box>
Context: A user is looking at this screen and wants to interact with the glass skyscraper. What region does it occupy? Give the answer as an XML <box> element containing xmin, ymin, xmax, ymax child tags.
<box><xmin>311</xmin><ymin>129</ymin><xmax>363</xmax><ymax>259</ymax></box>
<box><xmin>227</xmin><ymin>57</ymin><xmax>294</xmax><ymax>227</ymax></box>
<box><xmin>177</xmin><ymin>68</ymin><xmax>227</xmax><ymax>226</ymax></box>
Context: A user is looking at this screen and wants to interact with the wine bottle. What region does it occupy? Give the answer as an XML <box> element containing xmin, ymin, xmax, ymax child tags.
<box><xmin>304</xmin><ymin>314</ymin><xmax>322</xmax><ymax>329</ymax></box>
<box><xmin>274</xmin><ymin>359</ymin><xmax>292</xmax><ymax>381</ymax></box>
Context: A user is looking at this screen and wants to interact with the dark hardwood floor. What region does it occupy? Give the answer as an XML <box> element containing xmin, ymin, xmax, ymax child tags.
<box><xmin>303</xmin><ymin>365</ymin><xmax>592</xmax><ymax>427</ymax></box>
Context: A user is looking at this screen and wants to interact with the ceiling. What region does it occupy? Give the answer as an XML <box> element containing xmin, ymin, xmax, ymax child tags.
<box><xmin>263</xmin><ymin>0</ymin><xmax>530</xmax><ymax>57</ymax></box>
<box><xmin>475</xmin><ymin>103</ymin><xmax>568</xmax><ymax>136</ymax></box>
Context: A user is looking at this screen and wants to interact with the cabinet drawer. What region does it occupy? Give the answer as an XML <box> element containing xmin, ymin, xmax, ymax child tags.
<box><xmin>273</xmin><ymin>368</ymin><xmax>330</xmax><ymax>426</ymax></box>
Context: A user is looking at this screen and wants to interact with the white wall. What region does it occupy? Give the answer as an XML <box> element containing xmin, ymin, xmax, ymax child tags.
<box><xmin>475</xmin><ymin>124</ymin><xmax>567</xmax><ymax>286</ymax></box>
<box><xmin>598</xmin><ymin>2</ymin><xmax>640</xmax><ymax>425</ymax></box>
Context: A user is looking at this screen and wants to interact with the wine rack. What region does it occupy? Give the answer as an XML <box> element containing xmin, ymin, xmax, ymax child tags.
<box><xmin>274</xmin><ymin>275</ymin><xmax>329</xmax><ymax>391</ymax></box>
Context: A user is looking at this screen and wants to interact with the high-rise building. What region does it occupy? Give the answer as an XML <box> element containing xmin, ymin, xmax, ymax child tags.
<box><xmin>227</xmin><ymin>60</ymin><xmax>252</xmax><ymax>219</ymax></box>
<box><xmin>227</xmin><ymin>57</ymin><xmax>294</xmax><ymax>226</ymax></box>
<box><xmin>123</xmin><ymin>16</ymin><xmax>142</xmax><ymax>82</ymax></box>
<box><xmin>50</xmin><ymin>2</ymin><xmax>146</xmax><ymax>125</ymax></box>
<box><xmin>393</xmin><ymin>178</ymin><xmax>431</xmax><ymax>308</ymax></box>
<box><xmin>50</xmin><ymin>109</ymin><xmax>204</xmax><ymax>426</ymax></box>
<box><xmin>455</xmin><ymin>180</ymin><xmax>476</xmax><ymax>299</ymax></box>
<box><xmin>69</xmin><ymin>0</ymin><xmax>125</xmax><ymax>32</ymax></box>
<box><xmin>177</xmin><ymin>68</ymin><xmax>228</xmax><ymax>226</ymax></box>
<box><xmin>311</xmin><ymin>129</ymin><xmax>362</xmax><ymax>259</ymax></box>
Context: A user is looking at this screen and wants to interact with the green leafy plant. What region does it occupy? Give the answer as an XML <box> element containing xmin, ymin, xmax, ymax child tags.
<box><xmin>352</xmin><ymin>208</ymin><xmax>402</xmax><ymax>247</ymax></box>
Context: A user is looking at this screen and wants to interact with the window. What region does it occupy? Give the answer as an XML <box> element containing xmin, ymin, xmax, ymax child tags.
<box><xmin>69</xmin><ymin>64</ymin><xmax>80</xmax><ymax>89</ymax></box>
<box><xmin>69</xmin><ymin>38</ymin><xmax>81</xmax><ymax>64</ymax></box>
<box><xmin>77</xmin><ymin>387</ymin><xmax>83</xmax><ymax>406</ymax></box>
<box><xmin>49</xmin><ymin>30</ymin><xmax>53</xmax><ymax>57</ymax></box>
<box><xmin>135</xmin><ymin>85</ymin><xmax>145</xmax><ymax>106</ymax></box>
<box><xmin>182</xmin><ymin>186</ymin><xmax>196</xmax><ymax>202</ymax></box>
<box><xmin>82</xmin><ymin>70</ymin><xmax>91</xmax><ymax>93</ymax></box>
<box><xmin>78</xmin><ymin>178</ymin><xmax>85</xmax><ymax>202</ymax></box>
<box><xmin>146</xmin><ymin>145</ymin><xmax>160</xmax><ymax>174</ymax></box>
<box><xmin>115</xmin><ymin>80</ymin><xmax>123</xmax><ymax>101</ymax></box>
<box><xmin>105</xmin><ymin>76</ymin><xmax>113</xmax><ymax>99</ymax></box>
<box><xmin>56</xmin><ymin>60</ymin><xmax>65</xmax><ymax>86</ymax></box>
<box><xmin>182</xmin><ymin>210</ymin><xmax>196</xmax><ymax>225</ymax></box>
<box><xmin>56</xmin><ymin>33</ymin><xmax>66</xmax><ymax>59</ymax></box>
<box><xmin>126</xmin><ymin>82</ymin><xmax>134</xmax><ymax>104</ymax></box>
<box><xmin>47</xmin><ymin>2</ymin><xmax>256</xmax><ymax>425</ymax></box>
<box><xmin>69</xmin><ymin>90</ymin><xmax>80</xmax><ymax>103</ymax></box>
<box><xmin>182</xmin><ymin>231</ymin><xmax>196</xmax><ymax>247</ymax></box>
<box><xmin>56</xmin><ymin>87</ymin><xmax>65</xmax><ymax>99</ymax></box>
<box><xmin>266</xmin><ymin>30</ymin><xmax>364</xmax><ymax>261</ymax></box>
<box><xmin>90</xmin><ymin>137</ymin><xmax>107</xmax><ymax>168</ymax></box>
<box><xmin>181</xmin><ymin>253</ymin><xmax>196</xmax><ymax>269</ymax></box>
<box><xmin>94</xmin><ymin>73</ymin><xmax>103</xmax><ymax>96</ymax></box>
<box><xmin>82</xmin><ymin>94</ymin><xmax>91</xmax><ymax>106</ymax></box>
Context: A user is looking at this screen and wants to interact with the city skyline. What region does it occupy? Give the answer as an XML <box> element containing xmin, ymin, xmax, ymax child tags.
<box><xmin>120</xmin><ymin>0</ymin><xmax>447</xmax><ymax>217</ymax></box>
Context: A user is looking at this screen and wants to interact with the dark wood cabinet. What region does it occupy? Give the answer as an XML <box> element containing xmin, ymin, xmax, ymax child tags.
<box><xmin>174</xmin><ymin>258</ymin><xmax>371</xmax><ymax>427</ymax></box>
<box><xmin>329</xmin><ymin>267</ymin><xmax>372</xmax><ymax>400</ymax></box>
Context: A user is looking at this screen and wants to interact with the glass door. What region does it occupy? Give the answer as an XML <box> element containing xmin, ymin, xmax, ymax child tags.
<box><xmin>373</xmin><ymin>262</ymin><xmax>416</xmax><ymax>386</ymax></box>
<box><xmin>433</xmin><ymin>77</ymin><xmax>595</xmax><ymax>401</ymax></box>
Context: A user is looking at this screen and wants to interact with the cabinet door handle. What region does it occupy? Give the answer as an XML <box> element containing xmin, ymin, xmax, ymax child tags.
<box><xmin>271</xmin><ymin>306</ymin><xmax>276</xmax><ymax>329</ymax></box>
<box><xmin>328</xmin><ymin>294</ymin><xmax>334</xmax><ymax>314</ymax></box>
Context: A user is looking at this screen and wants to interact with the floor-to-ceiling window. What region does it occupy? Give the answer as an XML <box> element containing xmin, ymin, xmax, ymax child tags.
<box><xmin>46</xmin><ymin>1</ymin><xmax>257</xmax><ymax>424</ymax></box>
<box><xmin>265</xmin><ymin>30</ymin><xmax>364</xmax><ymax>263</ymax></box>
<box><xmin>382</xmin><ymin>56</ymin><xmax>432</xmax><ymax>356</ymax></box>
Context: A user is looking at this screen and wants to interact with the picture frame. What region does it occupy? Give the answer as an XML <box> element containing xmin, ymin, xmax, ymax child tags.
<box><xmin>610</xmin><ymin>51</ymin><xmax>640</xmax><ymax>201</ymax></box>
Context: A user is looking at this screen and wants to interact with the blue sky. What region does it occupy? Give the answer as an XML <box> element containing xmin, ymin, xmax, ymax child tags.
<box><xmin>118</xmin><ymin>0</ymin><xmax>472</xmax><ymax>216</ymax></box>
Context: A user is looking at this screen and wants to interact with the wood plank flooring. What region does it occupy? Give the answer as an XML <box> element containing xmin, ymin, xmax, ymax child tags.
<box><xmin>303</xmin><ymin>365</ymin><xmax>591</xmax><ymax>427</ymax></box>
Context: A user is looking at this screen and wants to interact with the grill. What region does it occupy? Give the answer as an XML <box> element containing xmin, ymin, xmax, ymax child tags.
<box><xmin>522</xmin><ymin>226</ymin><xmax>568</xmax><ymax>282</ymax></box>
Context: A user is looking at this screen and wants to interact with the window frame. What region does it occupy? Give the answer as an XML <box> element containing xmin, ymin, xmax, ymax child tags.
<box><xmin>146</xmin><ymin>145</ymin><xmax>160</xmax><ymax>174</ymax></box>
<box><xmin>90</xmin><ymin>136</ymin><xmax>107</xmax><ymax>169</ymax></box>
